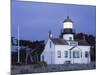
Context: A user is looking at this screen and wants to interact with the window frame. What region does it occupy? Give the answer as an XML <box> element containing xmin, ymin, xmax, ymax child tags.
<box><xmin>42</xmin><ymin>55</ymin><xmax>44</xmax><ymax>61</ymax></box>
<box><xmin>85</xmin><ymin>51</ymin><xmax>89</xmax><ymax>58</ymax></box>
<box><xmin>65</xmin><ymin>51</ymin><xmax>68</xmax><ymax>58</ymax></box>
<box><xmin>69</xmin><ymin>37</ymin><xmax>72</xmax><ymax>40</ymax></box>
<box><xmin>73</xmin><ymin>51</ymin><xmax>80</xmax><ymax>58</ymax></box>
<box><xmin>57</xmin><ymin>51</ymin><xmax>61</xmax><ymax>58</ymax></box>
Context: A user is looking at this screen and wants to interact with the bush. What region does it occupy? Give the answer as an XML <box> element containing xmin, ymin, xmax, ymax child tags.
<box><xmin>15</xmin><ymin>62</ymin><xmax>23</xmax><ymax>65</ymax></box>
<box><xmin>33</xmin><ymin>61</ymin><xmax>47</xmax><ymax>68</ymax></box>
<box><xmin>20</xmin><ymin>69</ymin><xmax>30</xmax><ymax>74</ymax></box>
<box><xmin>42</xmin><ymin>61</ymin><xmax>47</xmax><ymax>67</ymax></box>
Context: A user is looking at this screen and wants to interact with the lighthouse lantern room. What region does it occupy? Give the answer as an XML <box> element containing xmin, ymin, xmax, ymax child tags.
<box><xmin>62</xmin><ymin>16</ymin><xmax>74</xmax><ymax>41</ymax></box>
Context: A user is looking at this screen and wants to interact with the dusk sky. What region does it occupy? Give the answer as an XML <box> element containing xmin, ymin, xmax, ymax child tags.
<box><xmin>11</xmin><ymin>0</ymin><xmax>96</xmax><ymax>41</ymax></box>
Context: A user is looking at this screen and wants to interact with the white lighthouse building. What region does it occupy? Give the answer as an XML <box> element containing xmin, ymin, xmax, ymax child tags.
<box><xmin>41</xmin><ymin>16</ymin><xmax>90</xmax><ymax>64</ymax></box>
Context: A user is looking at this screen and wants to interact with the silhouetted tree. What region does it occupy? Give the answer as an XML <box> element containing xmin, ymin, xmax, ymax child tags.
<box><xmin>12</xmin><ymin>38</ymin><xmax>45</xmax><ymax>64</ymax></box>
<box><xmin>74</xmin><ymin>33</ymin><xmax>96</xmax><ymax>62</ymax></box>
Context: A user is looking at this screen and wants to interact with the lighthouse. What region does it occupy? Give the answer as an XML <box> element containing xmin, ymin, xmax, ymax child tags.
<box><xmin>41</xmin><ymin>16</ymin><xmax>90</xmax><ymax>64</ymax></box>
<box><xmin>61</xmin><ymin>16</ymin><xmax>74</xmax><ymax>40</ymax></box>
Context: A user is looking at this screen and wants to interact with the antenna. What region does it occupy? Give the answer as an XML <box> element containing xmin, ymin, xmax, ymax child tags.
<box><xmin>17</xmin><ymin>24</ymin><xmax>20</xmax><ymax>63</ymax></box>
<box><xmin>67</xmin><ymin>6</ymin><xmax>69</xmax><ymax>17</ymax></box>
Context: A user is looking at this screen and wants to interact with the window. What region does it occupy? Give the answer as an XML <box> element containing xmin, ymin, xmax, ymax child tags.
<box><xmin>57</xmin><ymin>51</ymin><xmax>61</xmax><ymax>58</ymax></box>
<box><xmin>69</xmin><ymin>37</ymin><xmax>72</xmax><ymax>40</ymax></box>
<box><xmin>73</xmin><ymin>51</ymin><xmax>79</xmax><ymax>58</ymax></box>
<box><xmin>85</xmin><ymin>51</ymin><xmax>89</xmax><ymax>58</ymax></box>
<box><xmin>69</xmin><ymin>41</ymin><xmax>78</xmax><ymax>46</ymax></box>
<box><xmin>42</xmin><ymin>55</ymin><xmax>44</xmax><ymax>61</ymax></box>
<box><xmin>65</xmin><ymin>51</ymin><xmax>68</xmax><ymax>58</ymax></box>
<box><xmin>81</xmin><ymin>51</ymin><xmax>82</xmax><ymax>58</ymax></box>
<box><xmin>50</xmin><ymin>41</ymin><xmax>51</xmax><ymax>48</ymax></box>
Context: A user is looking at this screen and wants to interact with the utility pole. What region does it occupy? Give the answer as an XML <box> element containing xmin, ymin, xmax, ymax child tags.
<box><xmin>17</xmin><ymin>24</ymin><xmax>20</xmax><ymax>63</ymax></box>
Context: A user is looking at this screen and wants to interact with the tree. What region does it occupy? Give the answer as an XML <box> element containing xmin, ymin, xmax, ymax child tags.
<box><xmin>74</xmin><ymin>33</ymin><xmax>96</xmax><ymax>62</ymax></box>
<box><xmin>16</xmin><ymin>39</ymin><xmax>45</xmax><ymax>64</ymax></box>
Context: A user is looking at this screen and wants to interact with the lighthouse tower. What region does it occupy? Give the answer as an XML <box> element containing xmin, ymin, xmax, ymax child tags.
<box><xmin>61</xmin><ymin>16</ymin><xmax>74</xmax><ymax>40</ymax></box>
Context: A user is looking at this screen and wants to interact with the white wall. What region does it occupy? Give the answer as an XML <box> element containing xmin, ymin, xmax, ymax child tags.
<box><xmin>69</xmin><ymin>46</ymin><xmax>90</xmax><ymax>64</ymax></box>
<box><xmin>54</xmin><ymin>45</ymin><xmax>90</xmax><ymax>64</ymax></box>
<box><xmin>78</xmin><ymin>46</ymin><xmax>91</xmax><ymax>64</ymax></box>
<box><xmin>41</xmin><ymin>39</ymin><xmax>55</xmax><ymax>64</ymax></box>
<box><xmin>55</xmin><ymin>45</ymin><xmax>72</xmax><ymax>64</ymax></box>
<box><xmin>41</xmin><ymin>39</ymin><xmax>90</xmax><ymax>64</ymax></box>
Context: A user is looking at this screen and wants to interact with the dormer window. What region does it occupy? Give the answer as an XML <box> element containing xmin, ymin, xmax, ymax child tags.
<box><xmin>69</xmin><ymin>41</ymin><xmax>78</xmax><ymax>46</ymax></box>
<box><xmin>69</xmin><ymin>37</ymin><xmax>72</xmax><ymax>40</ymax></box>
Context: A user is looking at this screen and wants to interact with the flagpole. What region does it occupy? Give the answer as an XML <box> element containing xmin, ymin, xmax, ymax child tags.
<box><xmin>18</xmin><ymin>24</ymin><xmax>20</xmax><ymax>63</ymax></box>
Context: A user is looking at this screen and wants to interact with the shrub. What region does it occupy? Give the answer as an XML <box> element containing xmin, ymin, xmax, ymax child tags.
<box><xmin>33</xmin><ymin>61</ymin><xmax>47</xmax><ymax>68</ymax></box>
<box><xmin>15</xmin><ymin>62</ymin><xmax>23</xmax><ymax>65</ymax></box>
<box><xmin>42</xmin><ymin>61</ymin><xmax>47</xmax><ymax>67</ymax></box>
<box><xmin>20</xmin><ymin>69</ymin><xmax>30</xmax><ymax>74</ymax></box>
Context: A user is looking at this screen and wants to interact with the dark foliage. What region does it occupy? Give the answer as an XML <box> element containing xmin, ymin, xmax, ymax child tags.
<box><xmin>74</xmin><ymin>33</ymin><xmax>96</xmax><ymax>62</ymax></box>
<box><xmin>11</xmin><ymin>39</ymin><xmax>45</xmax><ymax>65</ymax></box>
<box><xmin>11</xmin><ymin>33</ymin><xmax>96</xmax><ymax>65</ymax></box>
<box><xmin>11</xmin><ymin>52</ymin><xmax>18</xmax><ymax>65</ymax></box>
